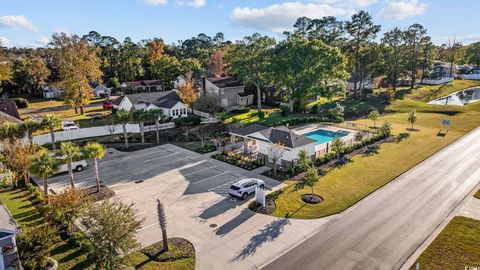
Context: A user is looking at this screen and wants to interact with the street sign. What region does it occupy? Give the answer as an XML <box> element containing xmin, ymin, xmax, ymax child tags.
<box><xmin>255</xmin><ymin>187</ymin><xmax>266</xmax><ymax>207</ymax></box>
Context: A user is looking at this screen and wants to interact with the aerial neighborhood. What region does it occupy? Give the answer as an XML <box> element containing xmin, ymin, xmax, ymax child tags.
<box><xmin>1</xmin><ymin>1</ymin><xmax>480</xmax><ymax>270</ymax></box>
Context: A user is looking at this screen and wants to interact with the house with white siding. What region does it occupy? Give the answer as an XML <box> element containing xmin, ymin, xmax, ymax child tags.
<box><xmin>230</xmin><ymin>125</ymin><xmax>316</xmax><ymax>170</ymax></box>
<box><xmin>112</xmin><ymin>90</ymin><xmax>188</xmax><ymax>119</ymax></box>
<box><xmin>203</xmin><ymin>77</ymin><xmax>254</xmax><ymax>110</ymax></box>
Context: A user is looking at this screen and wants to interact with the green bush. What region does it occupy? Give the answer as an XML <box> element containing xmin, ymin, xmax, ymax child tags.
<box><xmin>231</xmin><ymin>108</ymin><xmax>250</xmax><ymax>114</ymax></box>
<box><xmin>17</xmin><ymin>224</ymin><xmax>56</xmax><ymax>270</ymax></box>
<box><xmin>311</xmin><ymin>104</ymin><xmax>319</xmax><ymax>114</ymax></box>
<box><xmin>257</xmin><ymin>111</ymin><xmax>266</xmax><ymax>119</ymax></box>
<box><xmin>68</xmin><ymin>232</ymin><xmax>86</xmax><ymax>247</ymax></box>
<box><xmin>174</xmin><ymin>115</ymin><xmax>202</xmax><ymax>128</ymax></box>
<box><xmin>11</xmin><ymin>98</ymin><xmax>29</xmax><ymax>109</ymax></box>
<box><xmin>279</xmin><ymin>103</ymin><xmax>290</xmax><ymax>116</ymax></box>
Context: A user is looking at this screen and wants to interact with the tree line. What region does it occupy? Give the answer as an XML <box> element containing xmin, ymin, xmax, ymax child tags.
<box><xmin>0</xmin><ymin>10</ymin><xmax>479</xmax><ymax>113</ymax></box>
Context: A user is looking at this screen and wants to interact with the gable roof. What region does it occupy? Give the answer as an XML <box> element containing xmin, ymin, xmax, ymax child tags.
<box><xmin>122</xmin><ymin>80</ymin><xmax>163</xmax><ymax>87</ymax></box>
<box><xmin>0</xmin><ymin>100</ymin><xmax>21</xmax><ymax>119</ymax></box>
<box><xmin>0</xmin><ymin>204</ymin><xmax>19</xmax><ymax>234</ymax></box>
<box><xmin>259</xmin><ymin>126</ymin><xmax>315</xmax><ymax>148</ymax></box>
<box><xmin>230</xmin><ymin>124</ymin><xmax>269</xmax><ymax>137</ymax></box>
<box><xmin>207</xmin><ymin>77</ymin><xmax>244</xmax><ymax>89</ymax></box>
<box><xmin>115</xmin><ymin>90</ymin><xmax>183</xmax><ymax>109</ymax></box>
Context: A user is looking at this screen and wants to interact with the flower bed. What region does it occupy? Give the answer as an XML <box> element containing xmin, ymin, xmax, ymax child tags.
<box><xmin>211</xmin><ymin>151</ymin><xmax>262</xmax><ymax>170</ymax></box>
<box><xmin>195</xmin><ymin>144</ymin><xmax>216</xmax><ymax>154</ymax></box>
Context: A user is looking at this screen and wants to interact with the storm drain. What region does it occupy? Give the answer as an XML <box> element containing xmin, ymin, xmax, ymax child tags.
<box><xmin>134</xmin><ymin>180</ymin><xmax>144</xmax><ymax>184</ymax></box>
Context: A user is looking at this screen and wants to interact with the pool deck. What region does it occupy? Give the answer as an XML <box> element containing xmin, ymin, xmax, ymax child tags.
<box><xmin>292</xmin><ymin>123</ymin><xmax>358</xmax><ymax>152</ymax></box>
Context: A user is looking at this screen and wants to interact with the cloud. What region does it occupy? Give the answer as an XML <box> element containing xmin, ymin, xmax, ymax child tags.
<box><xmin>35</xmin><ymin>36</ymin><xmax>50</xmax><ymax>46</ymax></box>
<box><xmin>313</xmin><ymin>0</ymin><xmax>377</xmax><ymax>7</ymax></box>
<box><xmin>0</xmin><ymin>15</ymin><xmax>38</xmax><ymax>31</ymax></box>
<box><xmin>230</xmin><ymin>2</ymin><xmax>354</xmax><ymax>33</ymax></box>
<box><xmin>0</xmin><ymin>37</ymin><xmax>12</xmax><ymax>47</ymax></box>
<box><xmin>177</xmin><ymin>0</ymin><xmax>206</xmax><ymax>8</ymax></box>
<box><xmin>378</xmin><ymin>0</ymin><xmax>427</xmax><ymax>20</ymax></box>
<box><xmin>144</xmin><ymin>0</ymin><xmax>168</xmax><ymax>6</ymax></box>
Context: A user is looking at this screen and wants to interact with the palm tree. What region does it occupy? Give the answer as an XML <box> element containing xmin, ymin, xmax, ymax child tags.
<box><xmin>132</xmin><ymin>109</ymin><xmax>150</xmax><ymax>144</ymax></box>
<box><xmin>82</xmin><ymin>142</ymin><xmax>105</xmax><ymax>193</ymax></box>
<box><xmin>331</xmin><ymin>137</ymin><xmax>345</xmax><ymax>160</ymax></box>
<box><xmin>29</xmin><ymin>149</ymin><xmax>60</xmax><ymax>198</ymax></box>
<box><xmin>114</xmin><ymin>110</ymin><xmax>131</xmax><ymax>149</ymax></box>
<box><xmin>0</xmin><ymin>122</ymin><xmax>23</xmax><ymax>142</ymax></box>
<box><xmin>22</xmin><ymin>118</ymin><xmax>41</xmax><ymax>147</ymax></box>
<box><xmin>368</xmin><ymin>110</ymin><xmax>380</xmax><ymax>129</ymax></box>
<box><xmin>156</xmin><ymin>199</ymin><xmax>168</xmax><ymax>251</ymax></box>
<box><xmin>150</xmin><ymin>109</ymin><xmax>165</xmax><ymax>144</ymax></box>
<box><xmin>58</xmin><ymin>141</ymin><xmax>80</xmax><ymax>188</ymax></box>
<box><xmin>41</xmin><ymin>114</ymin><xmax>62</xmax><ymax>150</ymax></box>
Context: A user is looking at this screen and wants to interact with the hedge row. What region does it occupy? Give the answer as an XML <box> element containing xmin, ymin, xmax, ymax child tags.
<box><xmin>212</xmin><ymin>151</ymin><xmax>262</xmax><ymax>171</ymax></box>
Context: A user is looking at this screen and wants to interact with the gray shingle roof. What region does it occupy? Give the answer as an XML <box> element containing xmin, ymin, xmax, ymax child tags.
<box><xmin>207</xmin><ymin>77</ymin><xmax>244</xmax><ymax>88</ymax></box>
<box><xmin>259</xmin><ymin>126</ymin><xmax>315</xmax><ymax>148</ymax></box>
<box><xmin>230</xmin><ymin>124</ymin><xmax>269</xmax><ymax>137</ymax></box>
<box><xmin>115</xmin><ymin>91</ymin><xmax>183</xmax><ymax>109</ymax></box>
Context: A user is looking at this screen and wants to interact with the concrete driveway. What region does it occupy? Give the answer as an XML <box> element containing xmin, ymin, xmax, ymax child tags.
<box><xmin>45</xmin><ymin>144</ymin><xmax>336</xmax><ymax>269</ymax></box>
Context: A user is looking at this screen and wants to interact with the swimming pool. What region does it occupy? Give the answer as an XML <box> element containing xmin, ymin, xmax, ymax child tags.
<box><xmin>303</xmin><ymin>129</ymin><xmax>348</xmax><ymax>145</ymax></box>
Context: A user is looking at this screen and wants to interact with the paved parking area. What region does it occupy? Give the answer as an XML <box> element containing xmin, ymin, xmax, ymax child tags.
<box><xmin>46</xmin><ymin>144</ymin><xmax>280</xmax><ymax>195</ymax></box>
<box><xmin>42</xmin><ymin>144</ymin><xmax>336</xmax><ymax>270</ymax></box>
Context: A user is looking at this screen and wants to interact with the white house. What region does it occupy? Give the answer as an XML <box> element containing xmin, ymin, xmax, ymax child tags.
<box><xmin>346</xmin><ymin>77</ymin><xmax>373</xmax><ymax>95</ymax></box>
<box><xmin>203</xmin><ymin>77</ymin><xmax>254</xmax><ymax>110</ymax></box>
<box><xmin>230</xmin><ymin>125</ymin><xmax>316</xmax><ymax>170</ymax></box>
<box><xmin>91</xmin><ymin>83</ymin><xmax>111</xmax><ymax>97</ymax></box>
<box><xmin>112</xmin><ymin>90</ymin><xmax>188</xmax><ymax>119</ymax></box>
<box><xmin>42</xmin><ymin>86</ymin><xmax>64</xmax><ymax>99</ymax></box>
<box><xmin>0</xmin><ymin>204</ymin><xmax>20</xmax><ymax>269</ymax></box>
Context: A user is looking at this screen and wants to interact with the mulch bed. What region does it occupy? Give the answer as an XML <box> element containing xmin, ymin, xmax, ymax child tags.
<box><xmin>249</xmin><ymin>200</ymin><xmax>276</xmax><ymax>215</ymax></box>
<box><xmin>301</xmin><ymin>194</ymin><xmax>323</xmax><ymax>204</ymax></box>
<box><xmin>83</xmin><ymin>185</ymin><xmax>115</xmax><ymax>201</ymax></box>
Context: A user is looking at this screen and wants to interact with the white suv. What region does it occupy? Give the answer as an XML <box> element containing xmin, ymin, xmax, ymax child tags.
<box><xmin>228</xmin><ymin>178</ymin><xmax>265</xmax><ymax>200</ymax></box>
<box><xmin>61</xmin><ymin>121</ymin><xmax>79</xmax><ymax>131</ymax></box>
<box><xmin>56</xmin><ymin>160</ymin><xmax>88</xmax><ymax>174</ymax></box>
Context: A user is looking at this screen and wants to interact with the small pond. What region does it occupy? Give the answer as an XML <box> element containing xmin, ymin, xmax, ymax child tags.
<box><xmin>428</xmin><ymin>87</ymin><xmax>480</xmax><ymax>106</ymax></box>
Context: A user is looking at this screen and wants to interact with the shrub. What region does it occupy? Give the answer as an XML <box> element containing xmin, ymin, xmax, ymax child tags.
<box><xmin>231</xmin><ymin>108</ymin><xmax>250</xmax><ymax>114</ymax></box>
<box><xmin>257</xmin><ymin>111</ymin><xmax>266</xmax><ymax>119</ymax></box>
<box><xmin>173</xmin><ymin>115</ymin><xmax>201</xmax><ymax>128</ymax></box>
<box><xmin>311</xmin><ymin>104</ymin><xmax>319</xmax><ymax>114</ymax></box>
<box><xmin>395</xmin><ymin>132</ymin><xmax>410</xmax><ymax>142</ymax></box>
<box><xmin>17</xmin><ymin>224</ymin><xmax>56</xmax><ymax>270</ymax></box>
<box><xmin>279</xmin><ymin>103</ymin><xmax>290</xmax><ymax>116</ymax></box>
<box><xmin>11</xmin><ymin>98</ymin><xmax>29</xmax><ymax>109</ymax></box>
<box><xmin>68</xmin><ymin>232</ymin><xmax>86</xmax><ymax>247</ymax></box>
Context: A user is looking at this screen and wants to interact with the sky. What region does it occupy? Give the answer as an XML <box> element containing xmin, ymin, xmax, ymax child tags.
<box><xmin>0</xmin><ymin>0</ymin><xmax>479</xmax><ymax>48</ymax></box>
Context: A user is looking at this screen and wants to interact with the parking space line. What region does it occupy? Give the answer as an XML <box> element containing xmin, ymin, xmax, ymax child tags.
<box><xmin>143</xmin><ymin>152</ymin><xmax>180</xmax><ymax>162</ymax></box>
<box><xmin>162</xmin><ymin>157</ymin><xmax>190</xmax><ymax>165</ymax></box>
<box><xmin>138</xmin><ymin>222</ymin><xmax>159</xmax><ymax>231</ymax></box>
<box><xmin>183</xmin><ymin>166</ymin><xmax>216</xmax><ymax>177</ymax></box>
<box><xmin>192</xmin><ymin>171</ymin><xmax>231</xmax><ymax>185</ymax></box>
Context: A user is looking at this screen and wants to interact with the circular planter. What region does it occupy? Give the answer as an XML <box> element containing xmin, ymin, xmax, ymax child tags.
<box><xmin>46</xmin><ymin>257</ymin><xmax>58</xmax><ymax>270</ymax></box>
<box><xmin>301</xmin><ymin>194</ymin><xmax>323</xmax><ymax>204</ymax></box>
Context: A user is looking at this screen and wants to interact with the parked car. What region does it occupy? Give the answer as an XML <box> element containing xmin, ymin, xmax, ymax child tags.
<box><xmin>61</xmin><ymin>121</ymin><xmax>79</xmax><ymax>131</ymax></box>
<box><xmin>56</xmin><ymin>159</ymin><xmax>88</xmax><ymax>174</ymax></box>
<box><xmin>103</xmin><ymin>101</ymin><xmax>114</xmax><ymax>110</ymax></box>
<box><xmin>228</xmin><ymin>178</ymin><xmax>265</xmax><ymax>200</ymax></box>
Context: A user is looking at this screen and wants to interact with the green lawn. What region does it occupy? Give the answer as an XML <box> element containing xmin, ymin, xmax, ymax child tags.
<box><xmin>223</xmin><ymin>108</ymin><xmax>320</xmax><ymax>126</ymax></box>
<box><xmin>474</xmin><ymin>189</ymin><xmax>480</xmax><ymax>200</ymax></box>
<box><xmin>270</xmin><ymin>80</ymin><xmax>480</xmax><ymax>219</ymax></box>
<box><xmin>410</xmin><ymin>216</ymin><xmax>480</xmax><ymax>269</ymax></box>
<box><xmin>0</xmin><ymin>189</ymin><xmax>92</xmax><ymax>270</ymax></box>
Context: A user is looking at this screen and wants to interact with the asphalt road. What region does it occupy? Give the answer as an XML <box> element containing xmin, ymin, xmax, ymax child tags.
<box><xmin>263</xmin><ymin>128</ymin><xmax>480</xmax><ymax>270</ymax></box>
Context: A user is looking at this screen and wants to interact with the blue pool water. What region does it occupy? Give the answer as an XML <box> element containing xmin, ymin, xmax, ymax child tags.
<box><xmin>303</xmin><ymin>129</ymin><xmax>348</xmax><ymax>145</ymax></box>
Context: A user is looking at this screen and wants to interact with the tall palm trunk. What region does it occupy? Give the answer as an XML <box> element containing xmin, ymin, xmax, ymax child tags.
<box><xmin>140</xmin><ymin>122</ymin><xmax>145</xmax><ymax>144</ymax></box>
<box><xmin>67</xmin><ymin>160</ymin><xmax>75</xmax><ymax>188</ymax></box>
<box><xmin>122</xmin><ymin>124</ymin><xmax>129</xmax><ymax>149</ymax></box>
<box><xmin>93</xmin><ymin>158</ymin><xmax>100</xmax><ymax>193</ymax></box>
<box><xmin>43</xmin><ymin>177</ymin><xmax>48</xmax><ymax>197</ymax></box>
<box><xmin>162</xmin><ymin>228</ymin><xmax>168</xmax><ymax>252</ymax></box>
<box><xmin>155</xmin><ymin>118</ymin><xmax>160</xmax><ymax>144</ymax></box>
<box><xmin>256</xmin><ymin>83</ymin><xmax>262</xmax><ymax>112</ymax></box>
<box><xmin>50</xmin><ymin>130</ymin><xmax>56</xmax><ymax>150</ymax></box>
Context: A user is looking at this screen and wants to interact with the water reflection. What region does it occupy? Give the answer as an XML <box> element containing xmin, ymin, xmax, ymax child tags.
<box><xmin>428</xmin><ymin>87</ymin><xmax>480</xmax><ymax>106</ymax></box>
